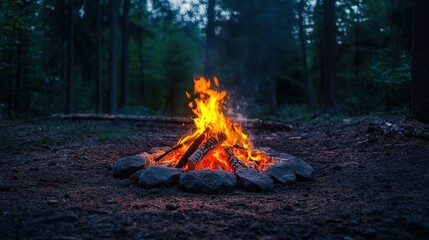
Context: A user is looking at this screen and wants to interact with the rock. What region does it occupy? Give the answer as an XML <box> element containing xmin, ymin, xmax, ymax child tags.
<box><xmin>261</xmin><ymin>148</ymin><xmax>297</xmax><ymax>161</ymax></box>
<box><xmin>137</xmin><ymin>166</ymin><xmax>185</xmax><ymax>188</ymax></box>
<box><xmin>235</xmin><ymin>168</ymin><xmax>274</xmax><ymax>191</ymax></box>
<box><xmin>288</xmin><ymin>159</ymin><xmax>314</xmax><ymax>180</ymax></box>
<box><xmin>130</xmin><ymin>169</ymin><xmax>145</xmax><ymax>182</ymax></box>
<box><xmin>260</xmin><ymin>148</ymin><xmax>314</xmax><ymax>181</ymax></box>
<box><xmin>112</xmin><ymin>155</ymin><xmax>149</xmax><ymax>178</ymax></box>
<box><xmin>179</xmin><ymin>170</ymin><xmax>237</xmax><ymax>194</ymax></box>
<box><xmin>265</xmin><ymin>158</ymin><xmax>314</xmax><ymax>182</ymax></box>
<box><xmin>264</xmin><ymin>164</ymin><xmax>296</xmax><ymax>184</ymax></box>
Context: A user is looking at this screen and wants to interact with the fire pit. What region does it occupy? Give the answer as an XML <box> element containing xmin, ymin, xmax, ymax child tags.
<box><xmin>112</xmin><ymin>77</ymin><xmax>314</xmax><ymax>193</ymax></box>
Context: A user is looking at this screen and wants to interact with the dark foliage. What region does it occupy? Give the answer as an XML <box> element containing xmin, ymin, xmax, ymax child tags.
<box><xmin>0</xmin><ymin>0</ymin><xmax>412</xmax><ymax>118</ymax></box>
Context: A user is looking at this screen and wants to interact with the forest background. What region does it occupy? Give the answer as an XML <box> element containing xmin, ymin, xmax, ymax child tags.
<box><xmin>0</xmin><ymin>0</ymin><xmax>412</xmax><ymax>120</ymax></box>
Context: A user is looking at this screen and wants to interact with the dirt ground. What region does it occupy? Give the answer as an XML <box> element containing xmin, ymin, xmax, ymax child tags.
<box><xmin>0</xmin><ymin>118</ymin><xmax>428</xmax><ymax>239</ymax></box>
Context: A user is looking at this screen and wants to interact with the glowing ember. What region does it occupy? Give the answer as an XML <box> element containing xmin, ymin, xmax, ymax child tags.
<box><xmin>145</xmin><ymin>77</ymin><xmax>275</xmax><ymax>172</ymax></box>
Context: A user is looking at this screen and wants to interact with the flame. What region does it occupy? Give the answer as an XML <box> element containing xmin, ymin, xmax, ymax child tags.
<box><xmin>152</xmin><ymin>77</ymin><xmax>274</xmax><ymax>172</ymax></box>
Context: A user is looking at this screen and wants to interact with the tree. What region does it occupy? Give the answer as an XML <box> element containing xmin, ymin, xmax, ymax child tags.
<box><xmin>120</xmin><ymin>0</ymin><xmax>130</xmax><ymax>110</ymax></box>
<box><xmin>15</xmin><ymin>26</ymin><xmax>22</xmax><ymax>111</ymax></box>
<box><xmin>411</xmin><ymin>0</ymin><xmax>429</xmax><ymax>123</ymax></box>
<box><xmin>108</xmin><ymin>0</ymin><xmax>119</xmax><ymax>114</ymax></box>
<box><xmin>354</xmin><ymin>0</ymin><xmax>361</xmax><ymax>84</ymax></box>
<box><xmin>266</xmin><ymin>2</ymin><xmax>277</xmax><ymax>113</ymax></box>
<box><xmin>204</xmin><ymin>0</ymin><xmax>215</xmax><ymax>78</ymax></box>
<box><xmin>96</xmin><ymin>0</ymin><xmax>102</xmax><ymax>113</ymax></box>
<box><xmin>66</xmin><ymin>0</ymin><xmax>74</xmax><ymax>114</ymax></box>
<box><xmin>298</xmin><ymin>0</ymin><xmax>310</xmax><ymax>104</ymax></box>
<box><xmin>322</xmin><ymin>0</ymin><xmax>336</xmax><ymax>109</ymax></box>
<box><xmin>138</xmin><ymin>0</ymin><xmax>145</xmax><ymax>105</ymax></box>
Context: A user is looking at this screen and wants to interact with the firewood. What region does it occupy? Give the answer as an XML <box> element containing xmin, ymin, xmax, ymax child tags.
<box><xmin>154</xmin><ymin>144</ymin><xmax>183</xmax><ymax>162</ymax></box>
<box><xmin>225</xmin><ymin>147</ymin><xmax>246</xmax><ymax>172</ymax></box>
<box><xmin>52</xmin><ymin>114</ymin><xmax>293</xmax><ymax>129</ymax></box>
<box><xmin>232</xmin><ymin>145</ymin><xmax>261</xmax><ymax>166</ymax></box>
<box><xmin>233</xmin><ymin>145</ymin><xmax>259</xmax><ymax>157</ymax></box>
<box><xmin>368</xmin><ymin>118</ymin><xmax>429</xmax><ymax>140</ymax></box>
<box><xmin>52</xmin><ymin>113</ymin><xmax>193</xmax><ymax>124</ymax></box>
<box><xmin>175</xmin><ymin>132</ymin><xmax>206</xmax><ymax>168</ymax></box>
<box><xmin>153</xmin><ymin>136</ymin><xmax>198</xmax><ymax>162</ymax></box>
<box><xmin>187</xmin><ymin>133</ymin><xmax>226</xmax><ymax>170</ymax></box>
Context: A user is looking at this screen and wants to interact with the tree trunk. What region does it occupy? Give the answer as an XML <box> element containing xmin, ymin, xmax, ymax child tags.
<box><xmin>354</xmin><ymin>0</ymin><xmax>360</xmax><ymax>84</ymax></box>
<box><xmin>7</xmin><ymin>24</ymin><xmax>16</xmax><ymax>116</ymax></box>
<box><xmin>298</xmin><ymin>0</ymin><xmax>311</xmax><ymax>104</ymax></box>
<box><xmin>138</xmin><ymin>0</ymin><xmax>145</xmax><ymax>105</ymax></box>
<box><xmin>411</xmin><ymin>0</ymin><xmax>429</xmax><ymax>123</ymax></box>
<box><xmin>96</xmin><ymin>0</ymin><xmax>103</xmax><ymax>113</ymax></box>
<box><xmin>108</xmin><ymin>0</ymin><xmax>119</xmax><ymax>114</ymax></box>
<box><xmin>66</xmin><ymin>0</ymin><xmax>74</xmax><ymax>114</ymax></box>
<box><xmin>15</xmin><ymin>32</ymin><xmax>22</xmax><ymax>111</ymax></box>
<box><xmin>204</xmin><ymin>0</ymin><xmax>215</xmax><ymax>78</ymax></box>
<box><xmin>322</xmin><ymin>0</ymin><xmax>336</xmax><ymax>109</ymax></box>
<box><xmin>120</xmin><ymin>0</ymin><xmax>130</xmax><ymax>111</ymax></box>
<box><xmin>267</xmin><ymin>9</ymin><xmax>277</xmax><ymax>113</ymax></box>
<box><xmin>60</xmin><ymin>41</ymin><xmax>65</xmax><ymax>110</ymax></box>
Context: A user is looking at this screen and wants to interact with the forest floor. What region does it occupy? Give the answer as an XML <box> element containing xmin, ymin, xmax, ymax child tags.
<box><xmin>0</xmin><ymin>117</ymin><xmax>428</xmax><ymax>239</ymax></box>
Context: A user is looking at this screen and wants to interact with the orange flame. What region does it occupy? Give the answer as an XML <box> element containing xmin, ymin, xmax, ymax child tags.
<box><xmin>154</xmin><ymin>77</ymin><xmax>274</xmax><ymax>172</ymax></box>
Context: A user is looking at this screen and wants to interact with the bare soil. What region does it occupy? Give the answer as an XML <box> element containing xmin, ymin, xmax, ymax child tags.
<box><xmin>0</xmin><ymin>119</ymin><xmax>428</xmax><ymax>239</ymax></box>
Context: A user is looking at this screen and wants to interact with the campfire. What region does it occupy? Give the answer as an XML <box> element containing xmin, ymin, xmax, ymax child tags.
<box><xmin>112</xmin><ymin>77</ymin><xmax>314</xmax><ymax>193</ymax></box>
<box><xmin>145</xmin><ymin>76</ymin><xmax>274</xmax><ymax>172</ymax></box>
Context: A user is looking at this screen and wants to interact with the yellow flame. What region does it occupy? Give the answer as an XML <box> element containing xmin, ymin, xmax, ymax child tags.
<box><xmin>155</xmin><ymin>76</ymin><xmax>274</xmax><ymax>171</ymax></box>
<box><xmin>178</xmin><ymin>77</ymin><xmax>250</xmax><ymax>148</ymax></box>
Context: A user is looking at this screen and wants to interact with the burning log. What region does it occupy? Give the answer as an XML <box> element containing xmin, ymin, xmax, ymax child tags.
<box><xmin>233</xmin><ymin>145</ymin><xmax>259</xmax><ymax>157</ymax></box>
<box><xmin>175</xmin><ymin>132</ymin><xmax>206</xmax><ymax>168</ymax></box>
<box><xmin>232</xmin><ymin>145</ymin><xmax>261</xmax><ymax>166</ymax></box>
<box><xmin>225</xmin><ymin>147</ymin><xmax>246</xmax><ymax>172</ymax></box>
<box><xmin>187</xmin><ymin>133</ymin><xmax>226</xmax><ymax>170</ymax></box>
<box><xmin>154</xmin><ymin>144</ymin><xmax>183</xmax><ymax>163</ymax></box>
<box><xmin>154</xmin><ymin>137</ymin><xmax>195</xmax><ymax>162</ymax></box>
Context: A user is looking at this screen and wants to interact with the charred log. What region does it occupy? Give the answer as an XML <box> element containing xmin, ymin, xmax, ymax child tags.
<box><xmin>187</xmin><ymin>133</ymin><xmax>226</xmax><ymax>170</ymax></box>
<box><xmin>368</xmin><ymin>118</ymin><xmax>429</xmax><ymax>140</ymax></box>
<box><xmin>154</xmin><ymin>136</ymin><xmax>198</xmax><ymax>162</ymax></box>
<box><xmin>232</xmin><ymin>145</ymin><xmax>261</xmax><ymax>166</ymax></box>
<box><xmin>233</xmin><ymin>145</ymin><xmax>260</xmax><ymax>157</ymax></box>
<box><xmin>154</xmin><ymin>144</ymin><xmax>183</xmax><ymax>163</ymax></box>
<box><xmin>175</xmin><ymin>132</ymin><xmax>206</xmax><ymax>168</ymax></box>
<box><xmin>225</xmin><ymin>147</ymin><xmax>246</xmax><ymax>172</ymax></box>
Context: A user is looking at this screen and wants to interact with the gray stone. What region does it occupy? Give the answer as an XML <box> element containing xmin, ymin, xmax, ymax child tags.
<box><xmin>264</xmin><ymin>164</ymin><xmax>297</xmax><ymax>184</ymax></box>
<box><xmin>285</xmin><ymin>158</ymin><xmax>314</xmax><ymax>181</ymax></box>
<box><xmin>130</xmin><ymin>169</ymin><xmax>145</xmax><ymax>182</ymax></box>
<box><xmin>260</xmin><ymin>147</ymin><xmax>297</xmax><ymax>161</ymax></box>
<box><xmin>112</xmin><ymin>155</ymin><xmax>149</xmax><ymax>178</ymax></box>
<box><xmin>137</xmin><ymin>166</ymin><xmax>185</xmax><ymax>188</ymax></box>
<box><xmin>179</xmin><ymin>170</ymin><xmax>237</xmax><ymax>194</ymax></box>
<box><xmin>236</xmin><ymin>168</ymin><xmax>274</xmax><ymax>192</ymax></box>
<box><xmin>265</xmin><ymin>156</ymin><xmax>314</xmax><ymax>182</ymax></box>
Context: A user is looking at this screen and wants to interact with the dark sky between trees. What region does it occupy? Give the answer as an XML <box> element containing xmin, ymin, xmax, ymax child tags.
<box><xmin>1</xmin><ymin>0</ymin><xmax>425</xmax><ymax>121</ymax></box>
